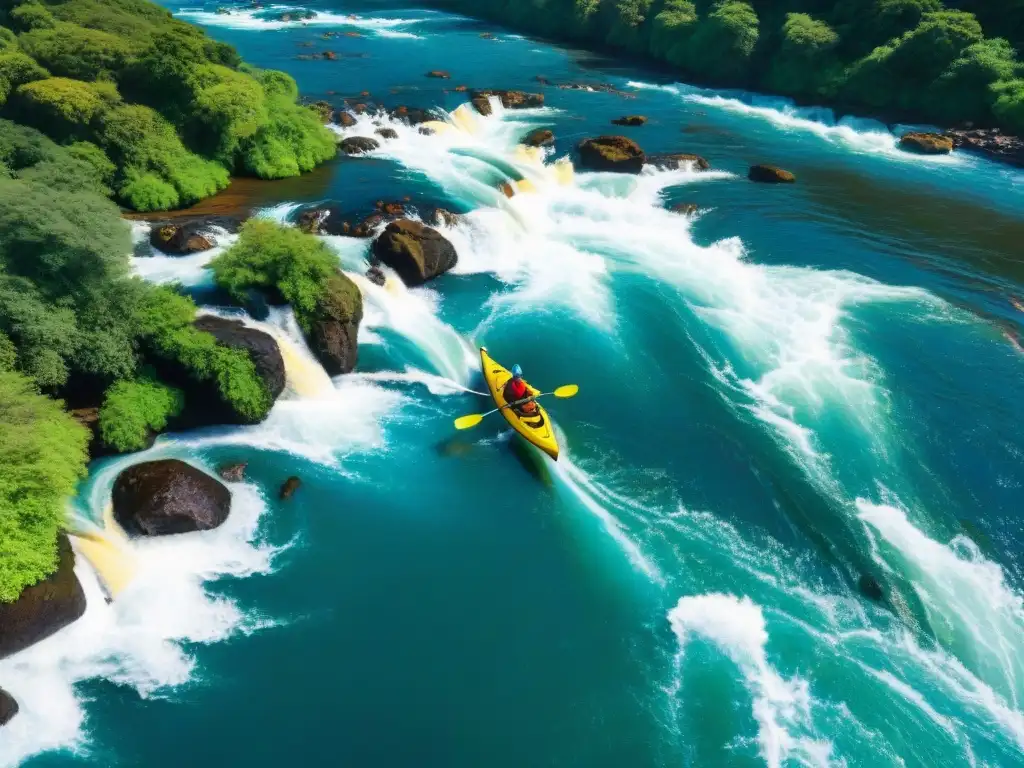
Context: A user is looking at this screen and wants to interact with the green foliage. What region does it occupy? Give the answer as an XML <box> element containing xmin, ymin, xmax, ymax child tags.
<box><xmin>15</xmin><ymin>77</ymin><xmax>114</xmax><ymax>137</ymax></box>
<box><xmin>993</xmin><ymin>78</ymin><xmax>1024</xmax><ymax>133</ymax></box>
<box><xmin>19</xmin><ymin>21</ymin><xmax>138</xmax><ymax>80</ymax></box>
<box><xmin>98</xmin><ymin>375</ymin><xmax>183</xmax><ymax>452</ymax></box>
<box><xmin>253</xmin><ymin>67</ymin><xmax>298</xmax><ymax>101</ymax></box>
<box><xmin>931</xmin><ymin>38</ymin><xmax>1020</xmax><ymax>121</ymax></box>
<box><xmin>10</xmin><ymin>3</ymin><xmax>56</xmax><ymax>32</ymax></box>
<box><xmin>65</xmin><ymin>140</ymin><xmax>115</xmax><ymax>186</ymax></box>
<box><xmin>0</xmin><ymin>370</ymin><xmax>89</xmax><ymax>602</ymax></box>
<box><xmin>0</xmin><ymin>51</ymin><xmax>49</xmax><ymax>88</ymax></box>
<box><xmin>187</xmin><ymin>63</ymin><xmax>266</xmax><ymax>161</ymax></box>
<box><xmin>607</xmin><ymin>0</ymin><xmax>656</xmax><ymax>51</ymax></box>
<box><xmin>650</xmin><ymin>0</ymin><xmax>699</xmax><ymax>64</ymax></box>
<box><xmin>687</xmin><ymin>1</ymin><xmax>760</xmax><ymax>82</ymax></box>
<box><xmin>0</xmin><ymin>330</ymin><xmax>16</xmax><ymax>371</ymax></box>
<box><xmin>239</xmin><ymin>99</ymin><xmax>336</xmax><ymax>179</ymax></box>
<box><xmin>0</xmin><ymin>26</ymin><xmax>17</xmax><ymax>51</ymax></box>
<box><xmin>136</xmin><ymin>287</ymin><xmax>272</xmax><ymax>422</ymax></box>
<box><xmin>768</xmin><ymin>13</ymin><xmax>842</xmax><ymax>97</ymax></box>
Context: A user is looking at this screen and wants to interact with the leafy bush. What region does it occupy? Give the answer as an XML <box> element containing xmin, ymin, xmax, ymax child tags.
<box><xmin>993</xmin><ymin>78</ymin><xmax>1024</xmax><ymax>133</ymax></box>
<box><xmin>649</xmin><ymin>0</ymin><xmax>699</xmax><ymax>65</ymax></box>
<box><xmin>767</xmin><ymin>13</ymin><xmax>842</xmax><ymax>98</ymax></box>
<box><xmin>187</xmin><ymin>63</ymin><xmax>267</xmax><ymax>161</ymax></box>
<box><xmin>19</xmin><ymin>21</ymin><xmax>138</xmax><ymax>80</ymax></box>
<box><xmin>687</xmin><ymin>1</ymin><xmax>760</xmax><ymax>82</ymax></box>
<box><xmin>239</xmin><ymin>100</ymin><xmax>337</xmax><ymax>179</ymax></box>
<box><xmin>0</xmin><ymin>51</ymin><xmax>49</xmax><ymax>87</ymax></box>
<box><xmin>0</xmin><ymin>370</ymin><xmax>89</xmax><ymax>603</ymax></box>
<box><xmin>9</xmin><ymin>3</ymin><xmax>57</xmax><ymax>32</ymax></box>
<box><xmin>15</xmin><ymin>77</ymin><xmax>113</xmax><ymax>138</ymax></box>
<box><xmin>98</xmin><ymin>375</ymin><xmax>183</xmax><ymax>452</ymax></box>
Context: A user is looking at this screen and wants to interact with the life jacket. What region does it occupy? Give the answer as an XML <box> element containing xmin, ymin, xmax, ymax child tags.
<box><xmin>505</xmin><ymin>377</ymin><xmax>529</xmax><ymax>401</ymax></box>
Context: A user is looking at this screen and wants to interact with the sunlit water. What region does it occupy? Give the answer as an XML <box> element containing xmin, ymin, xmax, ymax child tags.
<box><xmin>4</xmin><ymin>1</ymin><xmax>1024</xmax><ymax>766</ymax></box>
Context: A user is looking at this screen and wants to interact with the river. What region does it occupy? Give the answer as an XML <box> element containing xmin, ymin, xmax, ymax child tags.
<box><xmin>3</xmin><ymin>1</ymin><xmax>1024</xmax><ymax>766</ymax></box>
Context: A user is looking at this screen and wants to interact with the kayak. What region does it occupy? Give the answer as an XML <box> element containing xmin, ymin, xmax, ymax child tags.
<box><xmin>480</xmin><ymin>347</ymin><xmax>559</xmax><ymax>460</ymax></box>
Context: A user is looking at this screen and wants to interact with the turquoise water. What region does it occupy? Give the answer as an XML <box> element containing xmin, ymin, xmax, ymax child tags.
<box><xmin>4</xmin><ymin>1</ymin><xmax>1024</xmax><ymax>765</ymax></box>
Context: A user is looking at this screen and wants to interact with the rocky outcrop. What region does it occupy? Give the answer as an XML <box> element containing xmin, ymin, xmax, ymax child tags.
<box><xmin>470</xmin><ymin>90</ymin><xmax>543</xmax><ymax>116</ymax></box>
<box><xmin>946</xmin><ymin>128</ymin><xmax>1024</xmax><ymax>167</ymax></box>
<box><xmin>0</xmin><ymin>688</ymin><xmax>17</xmax><ymax>726</ymax></box>
<box><xmin>218</xmin><ymin>461</ymin><xmax>247</xmax><ymax>482</ymax></box>
<box><xmin>577</xmin><ymin>135</ymin><xmax>645</xmax><ymax>173</ymax></box>
<box><xmin>390</xmin><ymin>106</ymin><xmax>431</xmax><ymax>125</ymax></box>
<box><xmin>304</xmin><ymin>271</ymin><xmax>363</xmax><ymax>375</ymax></box>
<box><xmin>0</xmin><ymin>536</ymin><xmax>86</xmax><ymax>659</ymax></box>
<box><xmin>113</xmin><ymin>460</ymin><xmax>231</xmax><ymax>537</ymax></box>
<box><xmin>524</xmin><ymin>128</ymin><xmax>554</xmax><ymax>147</ymax></box>
<box><xmin>366</xmin><ymin>266</ymin><xmax>386</xmax><ymax>286</ymax></box>
<box><xmin>649</xmin><ymin>153</ymin><xmax>710</xmax><ymax>171</ymax></box>
<box><xmin>280</xmin><ymin>476</ymin><xmax>301</xmax><ymax>500</ymax></box>
<box><xmin>307</xmin><ymin>100</ymin><xmax>333</xmax><ymax>122</ymax></box>
<box><xmin>898</xmin><ymin>132</ymin><xmax>953</xmax><ymax>155</ymax></box>
<box><xmin>339</xmin><ymin>136</ymin><xmax>380</xmax><ymax>155</ymax></box>
<box><xmin>193</xmin><ymin>316</ymin><xmax>286</xmax><ymax>402</ymax></box>
<box><xmin>332</xmin><ymin>110</ymin><xmax>356</xmax><ymax>127</ymax></box>
<box><xmin>375</xmin><ymin>127</ymin><xmax>398</xmax><ymax>140</ymax></box>
<box><xmin>612</xmin><ymin>115</ymin><xmax>646</xmax><ymax>126</ymax></box>
<box><xmin>748</xmin><ymin>164</ymin><xmax>796</xmax><ymax>183</ymax></box>
<box><xmin>149</xmin><ymin>223</ymin><xmax>214</xmax><ymax>255</ymax></box>
<box><xmin>371</xmin><ymin>219</ymin><xmax>458</xmax><ymax>286</ymax></box>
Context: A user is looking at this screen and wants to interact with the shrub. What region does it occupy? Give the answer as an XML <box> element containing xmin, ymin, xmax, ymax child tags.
<box><xmin>993</xmin><ymin>78</ymin><xmax>1024</xmax><ymax>133</ymax></box>
<box><xmin>98</xmin><ymin>375</ymin><xmax>183</xmax><ymax>452</ymax></box>
<box><xmin>687</xmin><ymin>1</ymin><xmax>760</xmax><ymax>83</ymax></box>
<box><xmin>0</xmin><ymin>51</ymin><xmax>49</xmax><ymax>88</ymax></box>
<box><xmin>0</xmin><ymin>370</ymin><xmax>89</xmax><ymax>603</ymax></box>
<box><xmin>187</xmin><ymin>64</ymin><xmax>267</xmax><ymax>161</ymax></box>
<box><xmin>931</xmin><ymin>38</ymin><xmax>1020</xmax><ymax>123</ymax></box>
<box><xmin>0</xmin><ymin>330</ymin><xmax>15</xmax><ymax>371</ymax></box>
<box><xmin>649</xmin><ymin>0</ymin><xmax>698</xmax><ymax>65</ymax></box>
<box><xmin>9</xmin><ymin>3</ymin><xmax>57</xmax><ymax>32</ymax></box>
<box><xmin>65</xmin><ymin>140</ymin><xmax>115</xmax><ymax>187</ymax></box>
<box><xmin>19</xmin><ymin>21</ymin><xmax>138</xmax><ymax>81</ymax></box>
<box><xmin>15</xmin><ymin>77</ymin><xmax>112</xmax><ymax>138</ymax></box>
<box><xmin>118</xmin><ymin>168</ymin><xmax>179</xmax><ymax>210</ymax></box>
<box><xmin>767</xmin><ymin>13</ymin><xmax>842</xmax><ymax>98</ymax></box>
<box><xmin>239</xmin><ymin>100</ymin><xmax>337</xmax><ymax>179</ymax></box>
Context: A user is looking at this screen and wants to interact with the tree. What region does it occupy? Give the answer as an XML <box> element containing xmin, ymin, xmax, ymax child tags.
<box><xmin>239</xmin><ymin>100</ymin><xmax>336</xmax><ymax>179</ymax></box>
<box><xmin>186</xmin><ymin>64</ymin><xmax>267</xmax><ymax>162</ymax></box>
<box><xmin>687</xmin><ymin>1</ymin><xmax>760</xmax><ymax>82</ymax></box>
<box><xmin>19</xmin><ymin>21</ymin><xmax>138</xmax><ymax>81</ymax></box>
<box><xmin>992</xmin><ymin>78</ymin><xmax>1024</xmax><ymax>133</ymax></box>
<box><xmin>649</xmin><ymin>0</ymin><xmax>699</xmax><ymax>66</ymax></box>
<box><xmin>930</xmin><ymin>37</ymin><xmax>1020</xmax><ymax>122</ymax></box>
<box><xmin>14</xmin><ymin>77</ymin><xmax>116</xmax><ymax>138</ymax></box>
<box><xmin>98</xmin><ymin>375</ymin><xmax>183</xmax><ymax>452</ymax></box>
<box><xmin>9</xmin><ymin>3</ymin><xmax>56</xmax><ymax>32</ymax></box>
<box><xmin>767</xmin><ymin>13</ymin><xmax>842</xmax><ymax>98</ymax></box>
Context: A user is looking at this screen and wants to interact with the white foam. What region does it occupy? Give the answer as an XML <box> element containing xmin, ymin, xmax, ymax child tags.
<box><xmin>176</xmin><ymin>5</ymin><xmax>430</xmax><ymax>38</ymax></box>
<box><xmin>130</xmin><ymin>223</ymin><xmax>237</xmax><ymax>288</ymax></box>
<box><xmin>0</xmin><ymin>473</ymin><xmax>282</xmax><ymax>767</ymax></box>
<box><xmin>669</xmin><ymin>594</ymin><xmax>834</xmax><ymax>768</ymax></box>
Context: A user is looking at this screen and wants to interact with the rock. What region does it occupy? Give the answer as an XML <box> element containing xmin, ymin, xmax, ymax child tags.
<box><xmin>612</xmin><ymin>115</ymin><xmax>647</xmax><ymax>126</ymax></box>
<box><xmin>535</xmin><ymin>75</ymin><xmax>550</xmax><ymax>85</ymax></box>
<box><xmin>418</xmin><ymin>125</ymin><xmax>435</xmax><ymax>136</ymax></box>
<box><xmin>748</xmin><ymin>164</ymin><xmax>796</xmax><ymax>183</ymax></box>
<box><xmin>672</xmin><ymin>203</ymin><xmax>699</xmax><ymax>215</ymax></box>
<box><xmin>0</xmin><ymin>535</ymin><xmax>87</xmax><ymax>659</ymax></box>
<box><xmin>343</xmin><ymin>31</ymin><xmax>362</xmax><ymax>38</ymax></box>
<box><xmin>375</xmin><ymin>127</ymin><xmax>398</xmax><ymax>139</ymax></box>
<box><xmin>366</xmin><ymin>266</ymin><xmax>387</xmax><ymax>286</ymax></box>
<box><xmin>305</xmin><ymin>271</ymin><xmax>363</xmax><ymax>375</ymax></box>
<box><xmin>432</xmin><ymin>208</ymin><xmax>459</xmax><ymax>228</ymax></box>
<box><xmin>113</xmin><ymin>460</ymin><xmax>231</xmax><ymax>537</ymax></box>
<box><xmin>218</xmin><ymin>462</ymin><xmax>247</xmax><ymax>483</ymax></box>
<box><xmin>375</xmin><ymin>200</ymin><xmax>406</xmax><ymax>216</ymax></box>
<box><xmin>426</xmin><ymin>70</ymin><xmax>450</xmax><ymax>79</ymax></box>
<box><xmin>215</xmin><ymin>7</ymin><xmax>230</xmax><ymax>15</ymax></box>
<box><xmin>307</xmin><ymin>100</ymin><xmax>333</xmax><ymax>122</ymax></box>
<box><xmin>480</xmin><ymin>32</ymin><xmax>496</xmax><ymax>39</ymax></box>
<box><xmin>0</xmin><ymin>688</ymin><xmax>17</xmax><ymax>726</ymax></box>
<box><xmin>470</xmin><ymin>90</ymin><xmax>544</xmax><ymax>110</ymax></box>
<box><xmin>898</xmin><ymin>131</ymin><xmax>954</xmax><ymax>155</ymax></box>
<box><xmin>279</xmin><ymin>476</ymin><xmax>301</xmax><ymax>500</ymax></box>
<box><xmin>946</xmin><ymin>128</ymin><xmax>1024</xmax><ymax>168</ymax></box>
<box><xmin>390</xmin><ymin>106</ymin><xmax>430</xmax><ymax>125</ymax></box>
<box><xmin>577</xmin><ymin>135</ymin><xmax>645</xmax><ymax>173</ymax></box>
<box><xmin>298</xmin><ymin>207</ymin><xmax>331</xmax><ymax>234</ymax></box>
<box><xmin>471</xmin><ymin>97</ymin><xmax>491</xmax><ymax>116</ymax></box>
<box><xmin>524</xmin><ymin>128</ymin><xmax>554</xmax><ymax>147</ymax></box>
<box><xmin>649</xmin><ymin>153</ymin><xmax>710</xmax><ymax>171</ymax></box>
<box><xmin>454</xmin><ymin>85</ymin><xmax>468</xmax><ymax>92</ymax></box>
<box><xmin>322</xmin><ymin>51</ymin><xmax>338</xmax><ymax>61</ymax></box>
<box><xmin>371</xmin><ymin>219</ymin><xmax>458</xmax><ymax>286</ymax></box>
<box><xmin>149</xmin><ymin>223</ymin><xmax>214</xmax><ymax>255</ymax></box>
<box><xmin>333</xmin><ymin>111</ymin><xmax>357</xmax><ymax>127</ymax></box>
<box><xmin>339</xmin><ymin>136</ymin><xmax>380</xmax><ymax>155</ymax></box>
<box><xmin>193</xmin><ymin>316</ymin><xmax>286</xmax><ymax>403</ymax></box>
<box><xmin>858</xmin><ymin>574</ymin><xmax>884</xmax><ymax>602</ymax></box>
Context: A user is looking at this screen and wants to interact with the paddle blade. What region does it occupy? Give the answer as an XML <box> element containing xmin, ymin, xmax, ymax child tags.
<box><xmin>454</xmin><ymin>413</ymin><xmax>485</xmax><ymax>430</ymax></box>
<box><xmin>553</xmin><ymin>384</ymin><xmax>579</xmax><ymax>398</ymax></box>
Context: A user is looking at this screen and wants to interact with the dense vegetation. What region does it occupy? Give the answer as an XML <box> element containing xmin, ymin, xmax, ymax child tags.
<box><xmin>0</xmin><ymin>0</ymin><xmax>336</xmax><ymax>211</ymax></box>
<box><xmin>0</xmin><ymin>0</ymin><xmax>337</xmax><ymax>602</ymax></box>
<box><xmin>428</xmin><ymin>0</ymin><xmax>1024</xmax><ymax>132</ymax></box>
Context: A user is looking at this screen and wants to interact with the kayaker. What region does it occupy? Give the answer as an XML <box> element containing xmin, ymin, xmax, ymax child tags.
<box><xmin>503</xmin><ymin>364</ymin><xmax>538</xmax><ymax>415</ymax></box>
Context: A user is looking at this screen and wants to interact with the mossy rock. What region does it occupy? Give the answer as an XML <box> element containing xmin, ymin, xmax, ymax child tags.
<box><xmin>371</xmin><ymin>219</ymin><xmax>458</xmax><ymax>286</ymax></box>
<box><xmin>898</xmin><ymin>132</ymin><xmax>954</xmax><ymax>155</ymax></box>
<box><xmin>577</xmin><ymin>135</ymin><xmax>645</xmax><ymax>173</ymax></box>
<box><xmin>301</xmin><ymin>271</ymin><xmax>363</xmax><ymax>376</ymax></box>
<box><xmin>749</xmin><ymin>164</ymin><xmax>796</xmax><ymax>183</ymax></box>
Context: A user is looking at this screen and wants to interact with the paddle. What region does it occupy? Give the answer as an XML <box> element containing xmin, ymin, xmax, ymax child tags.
<box><xmin>453</xmin><ymin>385</ymin><xmax>579</xmax><ymax>430</ymax></box>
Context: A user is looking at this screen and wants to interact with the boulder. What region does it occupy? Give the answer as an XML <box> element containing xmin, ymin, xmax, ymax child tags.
<box><xmin>471</xmin><ymin>97</ymin><xmax>492</xmax><ymax>116</ymax></box>
<box><xmin>0</xmin><ymin>688</ymin><xmax>17</xmax><ymax>726</ymax></box>
<box><xmin>426</xmin><ymin>70</ymin><xmax>450</xmax><ymax>79</ymax></box>
<box><xmin>577</xmin><ymin>135</ymin><xmax>645</xmax><ymax>173</ymax></box>
<box><xmin>375</xmin><ymin>127</ymin><xmax>398</xmax><ymax>139</ymax></box>
<box><xmin>672</xmin><ymin>203</ymin><xmax>699</xmax><ymax>215</ymax></box>
<box><xmin>113</xmin><ymin>460</ymin><xmax>231</xmax><ymax>537</ymax></box>
<box><xmin>322</xmin><ymin>51</ymin><xmax>337</xmax><ymax>61</ymax></box>
<box><xmin>298</xmin><ymin>207</ymin><xmax>332</xmax><ymax>234</ymax></box>
<box><xmin>371</xmin><ymin>219</ymin><xmax>458</xmax><ymax>286</ymax></box>
<box><xmin>340</xmin><ymin>136</ymin><xmax>380</xmax><ymax>155</ymax></box>
<box><xmin>431</xmin><ymin>208</ymin><xmax>460</xmax><ymax>228</ymax></box>
<box><xmin>390</xmin><ymin>106</ymin><xmax>431</xmax><ymax>125</ymax></box>
<box><xmin>0</xmin><ymin>536</ymin><xmax>86</xmax><ymax>659</ymax></box>
<box><xmin>454</xmin><ymin>85</ymin><xmax>467</xmax><ymax>92</ymax></box>
<box><xmin>149</xmin><ymin>223</ymin><xmax>214</xmax><ymax>255</ymax></box>
<box><xmin>218</xmin><ymin>461</ymin><xmax>247</xmax><ymax>483</ymax></box>
<box><xmin>524</xmin><ymin>128</ymin><xmax>554</xmax><ymax>147</ymax></box>
<box><xmin>304</xmin><ymin>271</ymin><xmax>363</xmax><ymax>375</ymax></box>
<box><xmin>649</xmin><ymin>153</ymin><xmax>710</xmax><ymax>171</ymax></box>
<box><xmin>858</xmin><ymin>574</ymin><xmax>884</xmax><ymax>602</ymax></box>
<box><xmin>366</xmin><ymin>266</ymin><xmax>386</xmax><ymax>286</ymax></box>
<box><xmin>333</xmin><ymin>111</ymin><xmax>357</xmax><ymax>127</ymax></box>
<box><xmin>193</xmin><ymin>316</ymin><xmax>286</xmax><ymax>403</ymax></box>
<box><xmin>470</xmin><ymin>90</ymin><xmax>544</xmax><ymax>110</ymax></box>
<box><xmin>898</xmin><ymin>132</ymin><xmax>953</xmax><ymax>155</ymax></box>
<box><xmin>280</xmin><ymin>476</ymin><xmax>301</xmax><ymax>500</ymax></box>
<box><xmin>307</xmin><ymin>100</ymin><xmax>333</xmax><ymax>122</ymax></box>
<box><xmin>748</xmin><ymin>164</ymin><xmax>796</xmax><ymax>183</ymax></box>
<box><xmin>946</xmin><ymin>128</ymin><xmax>1024</xmax><ymax>168</ymax></box>
<box><xmin>612</xmin><ymin>115</ymin><xmax>647</xmax><ymax>126</ymax></box>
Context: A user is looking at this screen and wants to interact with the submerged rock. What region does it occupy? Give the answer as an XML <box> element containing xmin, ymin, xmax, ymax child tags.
<box><xmin>672</xmin><ymin>203</ymin><xmax>699</xmax><ymax>215</ymax></box>
<box><xmin>390</xmin><ymin>106</ymin><xmax>431</xmax><ymax>125</ymax></box>
<box><xmin>426</xmin><ymin>70</ymin><xmax>450</xmax><ymax>79</ymax></box>
<box><xmin>371</xmin><ymin>219</ymin><xmax>458</xmax><ymax>286</ymax></box>
<box><xmin>375</xmin><ymin>127</ymin><xmax>398</xmax><ymax>140</ymax></box>
<box><xmin>0</xmin><ymin>536</ymin><xmax>86</xmax><ymax>659</ymax></box>
<box><xmin>366</xmin><ymin>266</ymin><xmax>386</xmax><ymax>286</ymax></box>
<box><xmin>218</xmin><ymin>461</ymin><xmax>247</xmax><ymax>483</ymax></box>
<box><xmin>0</xmin><ymin>688</ymin><xmax>17</xmax><ymax>726</ymax></box>
<box><xmin>748</xmin><ymin>164</ymin><xmax>796</xmax><ymax>183</ymax></box>
<box><xmin>305</xmin><ymin>271</ymin><xmax>363</xmax><ymax>375</ymax></box>
<box><xmin>113</xmin><ymin>460</ymin><xmax>231</xmax><ymax>537</ymax></box>
<box><xmin>898</xmin><ymin>132</ymin><xmax>953</xmax><ymax>155</ymax></box>
<box><xmin>612</xmin><ymin>115</ymin><xmax>647</xmax><ymax>126</ymax></box>
<box><xmin>280</xmin><ymin>476</ymin><xmax>302</xmax><ymax>500</ymax></box>
<box><xmin>858</xmin><ymin>574</ymin><xmax>885</xmax><ymax>603</ymax></box>
<box><xmin>577</xmin><ymin>135</ymin><xmax>645</xmax><ymax>173</ymax></box>
<box><xmin>194</xmin><ymin>316</ymin><xmax>286</xmax><ymax>403</ymax></box>
<box><xmin>431</xmin><ymin>208</ymin><xmax>460</xmax><ymax>228</ymax></box>
<box><xmin>333</xmin><ymin>110</ymin><xmax>357</xmax><ymax>128</ymax></box>
<box><xmin>649</xmin><ymin>153</ymin><xmax>710</xmax><ymax>171</ymax></box>
<box><xmin>524</xmin><ymin>128</ymin><xmax>554</xmax><ymax>147</ymax></box>
<box><xmin>339</xmin><ymin>136</ymin><xmax>380</xmax><ymax>155</ymax></box>
<box><xmin>149</xmin><ymin>223</ymin><xmax>214</xmax><ymax>255</ymax></box>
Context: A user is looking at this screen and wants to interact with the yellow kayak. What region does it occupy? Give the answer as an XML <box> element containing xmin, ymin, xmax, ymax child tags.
<box><xmin>480</xmin><ymin>347</ymin><xmax>559</xmax><ymax>460</ymax></box>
